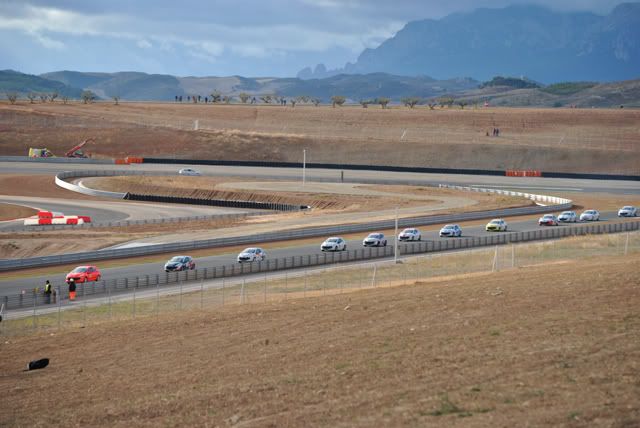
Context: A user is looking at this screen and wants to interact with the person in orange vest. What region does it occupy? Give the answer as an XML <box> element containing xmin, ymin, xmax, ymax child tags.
<box><xmin>68</xmin><ymin>278</ymin><xmax>77</xmax><ymax>301</ymax></box>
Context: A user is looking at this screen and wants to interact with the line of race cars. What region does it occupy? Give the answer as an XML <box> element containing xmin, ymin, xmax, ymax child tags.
<box><xmin>62</xmin><ymin>205</ymin><xmax>637</xmax><ymax>284</ymax></box>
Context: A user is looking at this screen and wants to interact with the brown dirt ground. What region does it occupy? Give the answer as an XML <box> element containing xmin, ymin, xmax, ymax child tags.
<box><xmin>0</xmin><ymin>174</ymin><xmax>106</xmax><ymax>201</ymax></box>
<box><xmin>1</xmin><ymin>254</ymin><xmax>638</xmax><ymax>427</ymax></box>
<box><xmin>1</xmin><ymin>102</ymin><xmax>638</xmax><ymax>174</ymax></box>
<box><xmin>0</xmin><ymin>203</ymin><xmax>37</xmax><ymax>221</ymax></box>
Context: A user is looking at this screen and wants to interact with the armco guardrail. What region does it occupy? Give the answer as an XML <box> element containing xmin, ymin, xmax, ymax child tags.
<box><xmin>0</xmin><ymin>182</ymin><xmax>572</xmax><ymax>271</ymax></box>
<box><xmin>3</xmin><ymin>220</ymin><xmax>638</xmax><ymax>310</ymax></box>
<box><xmin>55</xmin><ymin>170</ymin><xmax>127</xmax><ymax>199</ymax></box>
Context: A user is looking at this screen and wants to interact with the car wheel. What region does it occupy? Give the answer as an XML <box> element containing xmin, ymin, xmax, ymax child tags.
<box><xmin>383</xmin><ymin>241</ymin><xmax>387</xmax><ymax>246</ymax></box>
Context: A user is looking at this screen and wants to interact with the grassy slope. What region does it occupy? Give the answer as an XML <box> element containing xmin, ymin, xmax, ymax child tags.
<box><xmin>1</xmin><ymin>254</ymin><xmax>638</xmax><ymax>427</ymax></box>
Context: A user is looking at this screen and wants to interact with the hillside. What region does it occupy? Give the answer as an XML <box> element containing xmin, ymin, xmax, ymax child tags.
<box><xmin>0</xmin><ymin>70</ymin><xmax>83</xmax><ymax>98</ymax></box>
<box><xmin>1</xmin><ymin>254</ymin><xmax>638</xmax><ymax>426</ymax></box>
<box><xmin>317</xmin><ymin>3</ymin><xmax>640</xmax><ymax>83</ymax></box>
<box><xmin>40</xmin><ymin>71</ymin><xmax>478</xmax><ymax>102</ymax></box>
<box><xmin>455</xmin><ymin>78</ymin><xmax>640</xmax><ymax>108</ymax></box>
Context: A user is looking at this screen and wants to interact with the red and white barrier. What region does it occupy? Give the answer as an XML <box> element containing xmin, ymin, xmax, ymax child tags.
<box><xmin>24</xmin><ymin>215</ymin><xmax>85</xmax><ymax>226</ymax></box>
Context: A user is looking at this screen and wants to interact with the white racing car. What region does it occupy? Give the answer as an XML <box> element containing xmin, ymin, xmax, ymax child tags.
<box><xmin>237</xmin><ymin>247</ymin><xmax>266</xmax><ymax>263</ymax></box>
<box><xmin>363</xmin><ymin>233</ymin><xmax>387</xmax><ymax>247</ymax></box>
<box><xmin>618</xmin><ymin>206</ymin><xmax>638</xmax><ymax>217</ymax></box>
<box><xmin>579</xmin><ymin>210</ymin><xmax>600</xmax><ymax>221</ymax></box>
<box><xmin>321</xmin><ymin>237</ymin><xmax>347</xmax><ymax>251</ymax></box>
<box><xmin>178</xmin><ymin>168</ymin><xmax>201</xmax><ymax>176</ymax></box>
<box><xmin>398</xmin><ymin>228</ymin><xmax>421</xmax><ymax>241</ymax></box>
<box><xmin>439</xmin><ymin>224</ymin><xmax>462</xmax><ymax>237</ymax></box>
<box><xmin>558</xmin><ymin>211</ymin><xmax>578</xmax><ymax>223</ymax></box>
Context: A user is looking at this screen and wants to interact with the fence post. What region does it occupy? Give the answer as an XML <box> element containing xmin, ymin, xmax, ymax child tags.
<box><xmin>108</xmin><ymin>284</ymin><xmax>112</xmax><ymax>319</ymax></box>
<box><xmin>82</xmin><ymin>283</ymin><xmax>86</xmax><ymax>327</ymax></box>
<box><xmin>133</xmin><ymin>287</ymin><xmax>136</xmax><ymax>319</ymax></box>
<box><xmin>57</xmin><ymin>286</ymin><xmax>62</xmax><ymax>329</ymax></box>
<box><xmin>284</xmin><ymin>272</ymin><xmax>288</xmax><ymax>299</ymax></box>
<box><xmin>32</xmin><ymin>290</ymin><xmax>37</xmax><ymax>330</ymax></box>
<box><xmin>264</xmin><ymin>272</ymin><xmax>267</xmax><ymax>303</ymax></box>
<box><xmin>304</xmin><ymin>270</ymin><xmax>307</xmax><ymax>298</ymax></box>
<box><xmin>200</xmin><ymin>279</ymin><xmax>204</xmax><ymax>310</ymax></box>
<box><xmin>371</xmin><ymin>264</ymin><xmax>377</xmax><ymax>288</ymax></box>
<box><xmin>180</xmin><ymin>282</ymin><xmax>183</xmax><ymax>310</ymax></box>
<box><xmin>511</xmin><ymin>245</ymin><xmax>515</xmax><ymax>268</ymax></box>
<box><xmin>625</xmin><ymin>232</ymin><xmax>629</xmax><ymax>255</ymax></box>
<box><xmin>156</xmin><ymin>278</ymin><xmax>160</xmax><ymax>316</ymax></box>
<box><xmin>222</xmin><ymin>278</ymin><xmax>225</xmax><ymax>306</ymax></box>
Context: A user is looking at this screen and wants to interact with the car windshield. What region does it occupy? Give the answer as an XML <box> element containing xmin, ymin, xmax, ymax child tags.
<box><xmin>72</xmin><ymin>267</ymin><xmax>87</xmax><ymax>273</ymax></box>
<box><xmin>444</xmin><ymin>225</ymin><xmax>456</xmax><ymax>229</ymax></box>
<box><xmin>169</xmin><ymin>257</ymin><xmax>183</xmax><ymax>262</ymax></box>
<box><xmin>244</xmin><ymin>248</ymin><xmax>256</xmax><ymax>253</ymax></box>
<box><xmin>368</xmin><ymin>234</ymin><xmax>381</xmax><ymax>239</ymax></box>
<box><xmin>585</xmin><ymin>210</ymin><xmax>595</xmax><ymax>214</ymax></box>
<box><xmin>490</xmin><ymin>220</ymin><xmax>500</xmax><ymax>224</ymax></box>
<box><xmin>561</xmin><ymin>212</ymin><xmax>572</xmax><ymax>216</ymax></box>
<box><xmin>622</xmin><ymin>206</ymin><xmax>633</xmax><ymax>210</ymax></box>
<box><xmin>403</xmin><ymin>229</ymin><xmax>415</xmax><ymax>233</ymax></box>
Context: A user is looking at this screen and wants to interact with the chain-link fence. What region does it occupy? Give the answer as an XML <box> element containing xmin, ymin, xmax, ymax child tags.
<box><xmin>1</xmin><ymin>230</ymin><xmax>638</xmax><ymax>336</ymax></box>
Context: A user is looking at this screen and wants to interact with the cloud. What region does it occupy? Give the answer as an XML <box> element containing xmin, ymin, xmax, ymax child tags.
<box><xmin>137</xmin><ymin>39</ymin><xmax>152</xmax><ymax>49</ymax></box>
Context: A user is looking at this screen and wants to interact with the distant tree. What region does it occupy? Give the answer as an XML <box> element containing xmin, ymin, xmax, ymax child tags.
<box><xmin>427</xmin><ymin>102</ymin><xmax>437</xmax><ymax>110</ymax></box>
<box><xmin>458</xmin><ymin>101</ymin><xmax>467</xmax><ymax>109</ymax></box>
<box><xmin>61</xmin><ymin>95</ymin><xmax>69</xmax><ymax>104</ymax></box>
<box><xmin>81</xmin><ymin>90</ymin><xmax>96</xmax><ymax>104</ymax></box>
<box><xmin>192</xmin><ymin>95</ymin><xmax>198</xmax><ymax>103</ymax></box>
<box><xmin>239</xmin><ymin>92</ymin><xmax>250</xmax><ymax>103</ymax></box>
<box><xmin>290</xmin><ymin>99</ymin><xmax>297</xmax><ymax>107</ymax></box>
<box><xmin>377</xmin><ymin>97</ymin><xmax>390</xmax><ymax>109</ymax></box>
<box><xmin>27</xmin><ymin>93</ymin><xmax>36</xmax><ymax>103</ymax></box>
<box><xmin>401</xmin><ymin>97</ymin><xmax>420</xmax><ymax>108</ymax></box>
<box><xmin>49</xmin><ymin>92</ymin><xmax>58</xmax><ymax>103</ymax></box>
<box><xmin>311</xmin><ymin>98</ymin><xmax>321</xmax><ymax>106</ymax></box>
<box><xmin>222</xmin><ymin>95</ymin><xmax>232</xmax><ymax>104</ymax></box>
<box><xmin>113</xmin><ymin>96</ymin><xmax>120</xmax><ymax>105</ymax></box>
<box><xmin>38</xmin><ymin>93</ymin><xmax>48</xmax><ymax>103</ymax></box>
<box><xmin>359</xmin><ymin>99</ymin><xmax>371</xmax><ymax>108</ymax></box>
<box><xmin>207</xmin><ymin>91</ymin><xmax>220</xmax><ymax>103</ymax></box>
<box><xmin>331</xmin><ymin>95</ymin><xmax>346</xmax><ymax>107</ymax></box>
<box><xmin>438</xmin><ymin>97</ymin><xmax>454</xmax><ymax>108</ymax></box>
<box><xmin>5</xmin><ymin>93</ymin><xmax>18</xmax><ymax>104</ymax></box>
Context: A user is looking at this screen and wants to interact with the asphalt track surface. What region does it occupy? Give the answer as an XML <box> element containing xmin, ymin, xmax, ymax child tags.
<box><xmin>2</xmin><ymin>161</ymin><xmax>639</xmax><ymax>195</ymax></box>
<box><xmin>0</xmin><ymin>160</ymin><xmax>638</xmax><ymax>297</ymax></box>
<box><xmin>1</xmin><ymin>211</ymin><xmax>635</xmax><ymax>296</ymax></box>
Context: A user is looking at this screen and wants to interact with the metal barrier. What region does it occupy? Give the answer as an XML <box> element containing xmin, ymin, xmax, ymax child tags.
<box><xmin>3</xmin><ymin>220</ymin><xmax>638</xmax><ymax>310</ymax></box>
<box><xmin>5</xmin><ymin>173</ymin><xmax>573</xmax><ymax>271</ymax></box>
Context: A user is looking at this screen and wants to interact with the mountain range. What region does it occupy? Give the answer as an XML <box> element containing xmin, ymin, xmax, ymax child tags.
<box><xmin>299</xmin><ymin>3</ymin><xmax>640</xmax><ymax>83</ymax></box>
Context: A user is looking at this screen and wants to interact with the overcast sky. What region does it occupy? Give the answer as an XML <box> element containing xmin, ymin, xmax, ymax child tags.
<box><xmin>0</xmin><ymin>0</ymin><xmax>629</xmax><ymax>77</ymax></box>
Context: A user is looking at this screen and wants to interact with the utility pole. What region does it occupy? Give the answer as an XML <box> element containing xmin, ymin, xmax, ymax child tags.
<box><xmin>394</xmin><ymin>206</ymin><xmax>399</xmax><ymax>263</ymax></box>
<box><xmin>302</xmin><ymin>149</ymin><xmax>306</xmax><ymax>187</ymax></box>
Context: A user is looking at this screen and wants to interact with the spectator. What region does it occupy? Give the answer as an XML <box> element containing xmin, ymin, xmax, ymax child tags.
<box><xmin>44</xmin><ymin>280</ymin><xmax>52</xmax><ymax>304</ymax></box>
<box><xmin>68</xmin><ymin>278</ymin><xmax>77</xmax><ymax>301</ymax></box>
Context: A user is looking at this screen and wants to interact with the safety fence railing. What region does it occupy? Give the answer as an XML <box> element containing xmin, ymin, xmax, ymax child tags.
<box><xmin>5</xmin><ymin>211</ymin><xmax>273</xmax><ymax>233</ymax></box>
<box><xmin>1</xmin><ymin>227</ymin><xmax>638</xmax><ymax>336</ymax></box>
<box><xmin>2</xmin><ymin>220</ymin><xmax>638</xmax><ymax>312</ymax></box>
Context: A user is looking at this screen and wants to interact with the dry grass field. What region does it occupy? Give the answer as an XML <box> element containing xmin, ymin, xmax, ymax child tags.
<box><xmin>1</xmin><ymin>253</ymin><xmax>638</xmax><ymax>427</ymax></box>
<box><xmin>1</xmin><ymin>102</ymin><xmax>638</xmax><ymax>174</ymax></box>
